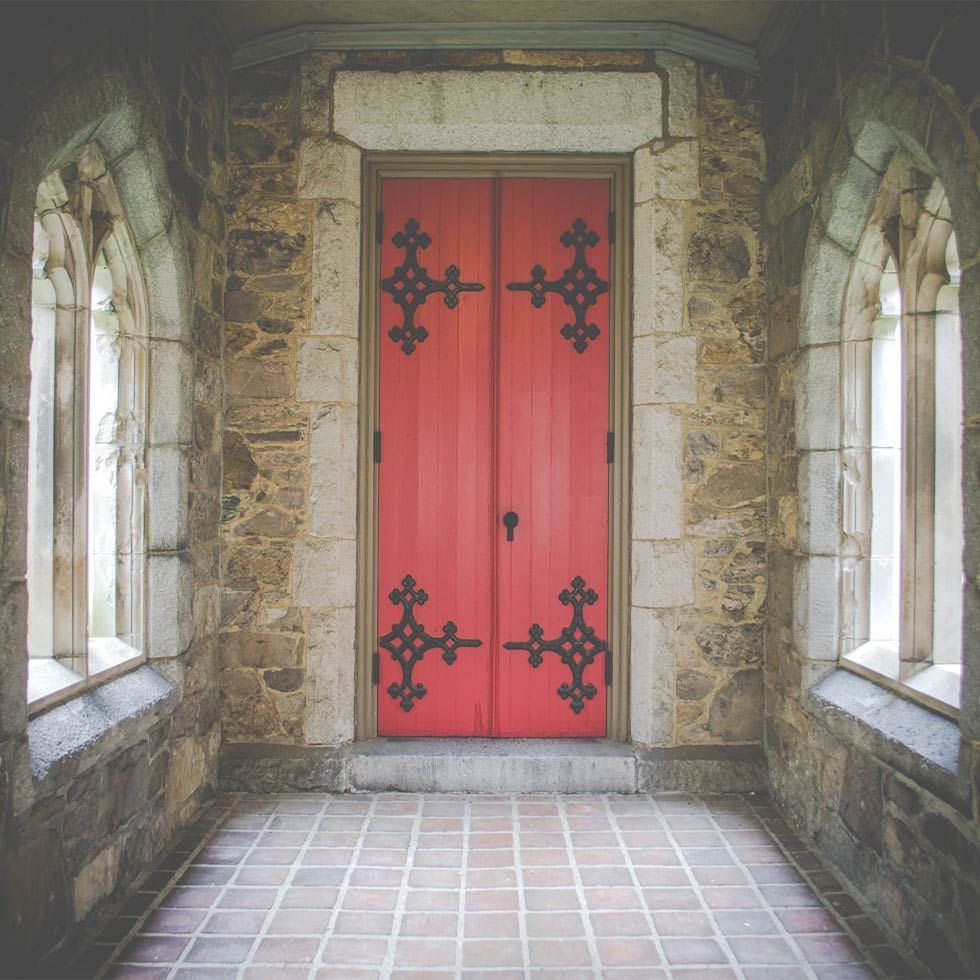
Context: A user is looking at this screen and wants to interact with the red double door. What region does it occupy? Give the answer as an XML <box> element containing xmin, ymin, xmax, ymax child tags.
<box><xmin>377</xmin><ymin>177</ymin><xmax>611</xmax><ymax>737</ymax></box>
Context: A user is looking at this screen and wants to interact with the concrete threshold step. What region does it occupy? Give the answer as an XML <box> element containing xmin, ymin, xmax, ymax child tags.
<box><xmin>219</xmin><ymin>740</ymin><xmax>767</xmax><ymax>795</ymax></box>
<box><xmin>349</xmin><ymin>738</ymin><xmax>635</xmax><ymax>794</ymax></box>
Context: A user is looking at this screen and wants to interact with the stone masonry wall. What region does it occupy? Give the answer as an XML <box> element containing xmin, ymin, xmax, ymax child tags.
<box><xmin>222</xmin><ymin>50</ymin><xmax>767</xmax><ymax>753</ymax></box>
<box><xmin>763</xmin><ymin>3</ymin><xmax>980</xmax><ymax>976</ymax></box>
<box><xmin>0</xmin><ymin>5</ymin><xmax>227</xmax><ymax>972</ymax></box>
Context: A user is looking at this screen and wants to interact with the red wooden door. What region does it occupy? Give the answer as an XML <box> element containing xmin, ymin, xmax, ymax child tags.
<box><xmin>377</xmin><ymin>177</ymin><xmax>611</xmax><ymax>738</ymax></box>
<box><xmin>494</xmin><ymin>179</ymin><xmax>610</xmax><ymax>736</ymax></box>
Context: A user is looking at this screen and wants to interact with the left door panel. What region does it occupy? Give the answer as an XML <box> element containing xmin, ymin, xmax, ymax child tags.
<box><xmin>377</xmin><ymin>178</ymin><xmax>495</xmax><ymax>736</ymax></box>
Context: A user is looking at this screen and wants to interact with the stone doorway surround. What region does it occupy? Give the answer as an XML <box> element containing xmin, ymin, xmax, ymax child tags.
<box><xmin>293</xmin><ymin>62</ymin><xmax>697</xmax><ymax>747</ymax></box>
<box><xmin>221</xmin><ymin>51</ymin><xmax>768</xmax><ymax>791</ymax></box>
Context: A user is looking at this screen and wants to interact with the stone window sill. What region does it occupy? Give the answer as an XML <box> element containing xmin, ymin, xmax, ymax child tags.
<box><xmin>27</xmin><ymin>665</ymin><xmax>176</xmax><ymax>793</ymax></box>
<box><xmin>27</xmin><ymin>638</ymin><xmax>145</xmax><ymax>714</ymax></box>
<box><xmin>806</xmin><ymin>668</ymin><xmax>969</xmax><ymax>813</ymax></box>
<box><xmin>841</xmin><ymin>642</ymin><xmax>961</xmax><ymax>719</ymax></box>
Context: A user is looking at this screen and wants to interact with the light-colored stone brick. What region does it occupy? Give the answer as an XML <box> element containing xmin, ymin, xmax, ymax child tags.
<box><xmin>300</xmin><ymin>52</ymin><xmax>345</xmax><ymax>133</ymax></box>
<box><xmin>333</xmin><ymin>70</ymin><xmax>663</xmax><ymax>152</ymax></box>
<box><xmin>298</xmin><ymin>137</ymin><xmax>361</xmax><ymax>203</ymax></box>
<box><xmin>306</xmin><ymin>605</ymin><xmax>356</xmax><ymax>744</ymax></box>
<box><xmin>656</xmin><ymin>52</ymin><xmax>698</xmax><ymax>138</ymax></box>
<box><xmin>629</xmin><ymin>606</ymin><xmax>675</xmax><ymax>745</ymax></box>
<box><xmin>634</xmin><ymin>141</ymin><xmax>699</xmax><ymax>202</ymax></box>
<box><xmin>798</xmin><ymin>450</ymin><xmax>841</xmax><ymax>556</ymax></box>
<box><xmin>633</xmin><ymin>335</ymin><xmax>697</xmax><ymax>404</ymax></box>
<box><xmin>293</xmin><ymin>536</ymin><xmax>356</xmax><ymax>608</ymax></box>
<box><xmin>312</xmin><ymin>201</ymin><xmax>360</xmax><ymax>337</ymax></box>
<box><xmin>147</xmin><ymin>553</ymin><xmax>193</xmax><ymax>658</ymax></box>
<box><xmin>633</xmin><ymin>201</ymin><xmax>685</xmax><ymax>335</ymax></box>
<box><xmin>310</xmin><ymin>404</ymin><xmax>358</xmax><ymax>539</ymax></box>
<box><xmin>799</xmin><ymin>237</ymin><xmax>852</xmax><ymax>347</ymax></box>
<box><xmin>632</xmin><ymin>407</ymin><xmax>682</xmax><ymax>540</ymax></box>
<box><xmin>146</xmin><ymin>444</ymin><xmax>189</xmax><ymax>551</ymax></box>
<box><xmin>148</xmin><ymin>339</ymin><xmax>193</xmax><ymax>446</ymax></box>
<box><xmin>296</xmin><ymin>337</ymin><xmax>359</xmax><ymax>404</ymax></box>
<box><xmin>632</xmin><ymin>540</ymin><xmax>694</xmax><ymax>607</ymax></box>
<box><xmin>793</xmin><ymin>555</ymin><xmax>840</xmax><ymax>661</ymax></box>
<box><xmin>795</xmin><ymin>345</ymin><xmax>841</xmax><ymax>450</ymax></box>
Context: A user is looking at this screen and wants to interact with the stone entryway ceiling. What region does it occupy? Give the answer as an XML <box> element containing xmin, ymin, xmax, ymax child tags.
<box><xmin>211</xmin><ymin>0</ymin><xmax>782</xmax><ymax>72</ymax></box>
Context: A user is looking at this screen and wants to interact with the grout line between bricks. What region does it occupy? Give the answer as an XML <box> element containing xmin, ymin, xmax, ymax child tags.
<box><xmin>94</xmin><ymin>795</ymin><xmax>235</xmax><ymax>979</ymax></box>
<box><xmin>655</xmin><ymin>794</ymin><xmax>747</xmax><ymax>979</ymax></box>
<box><xmin>702</xmin><ymin>797</ymin><xmax>820</xmax><ymax>980</ymax></box>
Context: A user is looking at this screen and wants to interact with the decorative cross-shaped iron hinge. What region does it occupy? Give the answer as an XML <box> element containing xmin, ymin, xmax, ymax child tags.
<box><xmin>381</xmin><ymin>218</ymin><xmax>485</xmax><ymax>355</ymax></box>
<box><xmin>506</xmin><ymin>218</ymin><xmax>609</xmax><ymax>354</ymax></box>
<box><xmin>504</xmin><ymin>576</ymin><xmax>609</xmax><ymax>713</ymax></box>
<box><xmin>379</xmin><ymin>575</ymin><xmax>483</xmax><ymax>712</ymax></box>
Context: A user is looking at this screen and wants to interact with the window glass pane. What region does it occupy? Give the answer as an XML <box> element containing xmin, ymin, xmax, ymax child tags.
<box><xmin>88</xmin><ymin>249</ymin><xmax>119</xmax><ymax>640</ymax></box>
<box><xmin>27</xmin><ymin>218</ymin><xmax>56</xmax><ymax>658</ymax></box>
<box><xmin>932</xmin><ymin>231</ymin><xmax>962</xmax><ymax>665</ymax></box>
<box><xmin>869</xmin><ymin>258</ymin><xmax>901</xmax><ymax>647</ymax></box>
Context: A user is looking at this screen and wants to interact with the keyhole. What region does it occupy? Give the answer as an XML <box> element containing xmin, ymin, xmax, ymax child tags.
<box><xmin>503</xmin><ymin>511</ymin><xmax>519</xmax><ymax>542</ymax></box>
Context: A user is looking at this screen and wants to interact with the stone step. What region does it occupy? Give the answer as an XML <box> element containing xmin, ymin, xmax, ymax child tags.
<box><xmin>219</xmin><ymin>740</ymin><xmax>768</xmax><ymax>795</ymax></box>
<box><xmin>348</xmin><ymin>738</ymin><xmax>636</xmax><ymax>794</ymax></box>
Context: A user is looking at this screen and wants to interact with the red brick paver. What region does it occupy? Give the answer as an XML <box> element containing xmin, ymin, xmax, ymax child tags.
<box><xmin>88</xmin><ymin>793</ymin><xmax>917</xmax><ymax>979</ymax></box>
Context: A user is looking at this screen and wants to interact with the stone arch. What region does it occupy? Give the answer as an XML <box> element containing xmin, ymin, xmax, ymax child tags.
<box><xmin>0</xmin><ymin>57</ymin><xmax>195</xmax><ymax>739</ymax></box>
<box><xmin>794</xmin><ymin>61</ymin><xmax>980</xmax><ymax>738</ymax></box>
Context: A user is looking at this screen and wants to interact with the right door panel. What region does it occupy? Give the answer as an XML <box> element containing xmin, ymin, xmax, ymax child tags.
<box><xmin>493</xmin><ymin>178</ymin><xmax>611</xmax><ymax>737</ymax></box>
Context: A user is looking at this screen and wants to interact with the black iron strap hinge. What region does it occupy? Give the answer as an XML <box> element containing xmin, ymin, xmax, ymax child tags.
<box><xmin>608</xmin><ymin>211</ymin><xmax>616</xmax><ymax>246</ymax></box>
<box><xmin>374</xmin><ymin>431</ymin><xmax>382</xmax><ymax>463</ymax></box>
<box><xmin>607</xmin><ymin>431</ymin><xmax>614</xmax><ymax>464</ymax></box>
<box><xmin>606</xmin><ymin>649</ymin><xmax>613</xmax><ymax>686</ymax></box>
<box><xmin>371</xmin><ymin>651</ymin><xmax>380</xmax><ymax>685</ymax></box>
<box><xmin>376</xmin><ymin>210</ymin><xmax>384</xmax><ymax>245</ymax></box>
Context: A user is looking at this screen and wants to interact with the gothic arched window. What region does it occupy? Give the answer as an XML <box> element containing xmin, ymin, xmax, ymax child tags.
<box><xmin>27</xmin><ymin>143</ymin><xmax>148</xmax><ymax>706</ymax></box>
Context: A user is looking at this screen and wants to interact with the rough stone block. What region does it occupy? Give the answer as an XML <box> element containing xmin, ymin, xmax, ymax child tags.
<box><xmin>311</xmin><ymin>202</ymin><xmax>361</xmax><ymax>337</ymax></box>
<box><xmin>296</xmin><ymin>337</ymin><xmax>359</xmax><ymax>404</ymax></box>
<box><xmin>634</xmin><ymin>141</ymin><xmax>699</xmax><ymax>202</ymax></box>
<box><xmin>165</xmin><ymin>736</ymin><xmax>205</xmax><ymax>814</ymax></box>
<box><xmin>795</xmin><ymin>345</ymin><xmax>841</xmax><ymax>451</ymax></box>
<box><xmin>708</xmin><ymin>669</ymin><xmax>763</xmax><ymax>742</ymax></box>
<box><xmin>632</xmin><ymin>407</ymin><xmax>682</xmax><ymax>540</ymax></box>
<box><xmin>798</xmin><ymin>450</ymin><xmax>841</xmax><ymax>556</ymax></box>
<box><xmin>632</xmin><ymin>540</ymin><xmax>694</xmax><ymax>607</ymax></box>
<box><xmin>306</xmin><ymin>605</ymin><xmax>356</xmax><ymax>745</ymax></box>
<box><xmin>333</xmin><ymin>70</ymin><xmax>663</xmax><ymax>151</ymax></box>
<box><xmin>225</xmin><ymin>356</ymin><xmax>292</xmax><ymax>401</ymax></box>
<box><xmin>310</xmin><ymin>404</ymin><xmax>358</xmax><ymax>539</ymax></box>
<box><xmin>292</xmin><ymin>536</ymin><xmax>356</xmax><ymax>608</ymax></box>
<box><xmin>147</xmin><ymin>553</ymin><xmax>193</xmax><ymax>658</ymax></box>
<box><xmin>298</xmin><ymin>137</ymin><xmax>361</xmax><ymax>202</ymax></box>
<box><xmin>629</xmin><ymin>606</ymin><xmax>675</xmax><ymax>745</ymax></box>
<box><xmin>792</xmin><ymin>555</ymin><xmax>840</xmax><ymax>661</ymax></box>
<box><xmin>633</xmin><ymin>335</ymin><xmax>696</xmax><ymax>404</ymax></box>
<box><xmin>633</xmin><ymin>201</ymin><xmax>685</xmax><ymax>334</ymax></box>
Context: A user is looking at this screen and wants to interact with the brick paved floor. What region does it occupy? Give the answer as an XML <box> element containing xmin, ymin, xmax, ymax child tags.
<box><xmin>82</xmin><ymin>793</ymin><xmax>921</xmax><ymax>979</ymax></box>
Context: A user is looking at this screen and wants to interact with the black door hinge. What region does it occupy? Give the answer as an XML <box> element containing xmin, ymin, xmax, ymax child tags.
<box><xmin>605</xmin><ymin>649</ymin><xmax>613</xmax><ymax>686</ymax></box>
<box><xmin>607</xmin><ymin>431</ymin><xmax>614</xmax><ymax>464</ymax></box>
<box><xmin>376</xmin><ymin>210</ymin><xmax>384</xmax><ymax>244</ymax></box>
<box><xmin>608</xmin><ymin>211</ymin><xmax>616</xmax><ymax>245</ymax></box>
<box><xmin>374</xmin><ymin>431</ymin><xmax>382</xmax><ymax>463</ymax></box>
<box><xmin>371</xmin><ymin>651</ymin><xmax>380</xmax><ymax>685</ymax></box>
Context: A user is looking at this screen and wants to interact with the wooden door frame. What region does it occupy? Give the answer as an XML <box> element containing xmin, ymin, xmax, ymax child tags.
<box><xmin>356</xmin><ymin>153</ymin><xmax>632</xmax><ymax>741</ymax></box>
